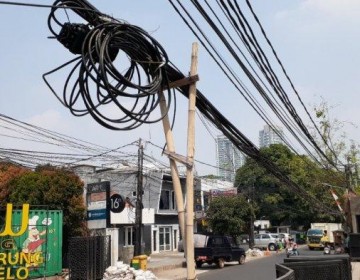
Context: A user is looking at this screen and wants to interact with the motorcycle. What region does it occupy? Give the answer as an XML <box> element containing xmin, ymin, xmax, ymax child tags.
<box><xmin>323</xmin><ymin>243</ymin><xmax>331</xmax><ymax>255</ymax></box>
<box><xmin>286</xmin><ymin>243</ymin><xmax>299</xmax><ymax>258</ymax></box>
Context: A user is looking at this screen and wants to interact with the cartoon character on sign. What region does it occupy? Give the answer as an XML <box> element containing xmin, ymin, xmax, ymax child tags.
<box><xmin>22</xmin><ymin>216</ymin><xmax>52</xmax><ymax>267</ymax></box>
<box><xmin>22</xmin><ymin>216</ymin><xmax>47</xmax><ymax>254</ymax></box>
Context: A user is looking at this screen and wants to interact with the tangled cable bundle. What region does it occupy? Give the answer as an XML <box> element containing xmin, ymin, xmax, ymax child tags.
<box><xmin>44</xmin><ymin>0</ymin><xmax>174</xmax><ymax>130</ymax></box>
<box><xmin>40</xmin><ymin>0</ymin><xmax>341</xmax><ymax>215</ymax></box>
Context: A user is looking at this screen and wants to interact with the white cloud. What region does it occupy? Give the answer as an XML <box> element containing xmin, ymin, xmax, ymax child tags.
<box><xmin>300</xmin><ymin>0</ymin><xmax>360</xmax><ymax>19</ymax></box>
<box><xmin>276</xmin><ymin>0</ymin><xmax>360</xmax><ymax>24</ymax></box>
<box><xmin>26</xmin><ymin>110</ymin><xmax>69</xmax><ymax>132</ymax></box>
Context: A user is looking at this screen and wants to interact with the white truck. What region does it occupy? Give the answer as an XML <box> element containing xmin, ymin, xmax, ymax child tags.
<box><xmin>306</xmin><ymin>223</ymin><xmax>342</xmax><ymax>250</ymax></box>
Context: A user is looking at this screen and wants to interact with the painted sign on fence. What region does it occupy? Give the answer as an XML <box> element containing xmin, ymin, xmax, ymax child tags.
<box><xmin>0</xmin><ymin>204</ymin><xmax>63</xmax><ymax>279</ymax></box>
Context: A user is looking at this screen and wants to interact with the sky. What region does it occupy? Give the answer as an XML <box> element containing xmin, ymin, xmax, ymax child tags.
<box><xmin>0</xmin><ymin>0</ymin><xmax>359</xmax><ymax>176</ymax></box>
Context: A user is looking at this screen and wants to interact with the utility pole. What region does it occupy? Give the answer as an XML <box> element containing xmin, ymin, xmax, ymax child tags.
<box><xmin>249</xmin><ymin>205</ymin><xmax>255</xmax><ymax>249</ymax></box>
<box><xmin>355</xmin><ymin>163</ymin><xmax>359</xmax><ymax>188</ymax></box>
<box><xmin>135</xmin><ymin>138</ymin><xmax>144</xmax><ymax>256</ymax></box>
<box><xmin>158</xmin><ymin>43</ymin><xmax>199</xmax><ymax>280</ymax></box>
<box><xmin>345</xmin><ymin>163</ymin><xmax>352</xmax><ymax>190</ymax></box>
<box><xmin>249</xmin><ymin>182</ymin><xmax>255</xmax><ymax>249</ymax></box>
<box><xmin>158</xmin><ymin>93</ymin><xmax>186</xmax><ymax>241</ymax></box>
<box><xmin>185</xmin><ymin>42</ymin><xmax>198</xmax><ymax>280</ymax></box>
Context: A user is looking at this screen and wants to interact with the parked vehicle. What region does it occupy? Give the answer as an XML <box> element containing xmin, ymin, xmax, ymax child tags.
<box><xmin>254</xmin><ymin>233</ymin><xmax>279</xmax><ymax>251</ymax></box>
<box><xmin>178</xmin><ymin>233</ymin><xmax>207</xmax><ymax>252</ymax></box>
<box><xmin>194</xmin><ymin>235</ymin><xmax>246</xmax><ymax>269</ymax></box>
<box><xmin>307</xmin><ymin>223</ymin><xmax>342</xmax><ymax>250</ymax></box>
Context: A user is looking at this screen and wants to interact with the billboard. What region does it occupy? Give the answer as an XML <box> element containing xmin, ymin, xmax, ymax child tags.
<box><xmin>86</xmin><ymin>181</ymin><xmax>110</xmax><ymax>227</ymax></box>
<box><xmin>86</xmin><ymin>181</ymin><xmax>155</xmax><ymax>226</ymax></box>
<box><xmin>210</xmin><ymin>188</ymin><xmax>237</xmax><ymax>197</ymax></box>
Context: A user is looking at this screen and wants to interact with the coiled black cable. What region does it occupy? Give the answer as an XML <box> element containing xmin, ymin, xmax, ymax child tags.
<box><xmin>44</xmin><ymin>0</ymin><xmax>174</xmax><ymax>130</ymax></box>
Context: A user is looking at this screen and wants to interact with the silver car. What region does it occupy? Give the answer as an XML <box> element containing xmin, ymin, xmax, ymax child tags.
<box><xmin>254</xmin><ymin>233</ymin><xmax>279</xmax><ymax>251</ymax></box>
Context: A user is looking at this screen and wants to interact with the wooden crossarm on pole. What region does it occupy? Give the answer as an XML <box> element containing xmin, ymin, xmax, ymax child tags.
<box><xmin>164</xmin><ymin>74</ymin><xmax>199</xmax><ymax>90</ymax></box>
<box><xmin>163</xmin><ymin>150</ymin><xmax>193</xmax><ymax>169</ymax></box>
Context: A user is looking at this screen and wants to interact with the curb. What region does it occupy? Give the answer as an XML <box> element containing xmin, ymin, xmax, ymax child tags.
<box><xmin>148</xmin><ymin>261</ymin><xmax>186</xmax><ymax>274</ymax></box>
<box><xmin>153</xmin><ymin>252</ymin><xmax>272</xmax><ymax>279</ymax></box>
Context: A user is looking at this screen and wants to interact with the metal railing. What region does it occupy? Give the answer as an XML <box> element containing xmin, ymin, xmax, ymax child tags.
<box><xmin>276</xmin><ymin>263</ymin><xmax>295</xmax><ymax>280</ymax></box>
<box><xmin>281</xmin><ymin>254</ymin><xmax>352</xmax><ymax>280</ymax></box>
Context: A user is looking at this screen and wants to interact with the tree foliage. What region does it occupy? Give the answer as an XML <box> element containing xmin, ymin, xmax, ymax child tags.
<box><xmin>0</xmin><ymin>163</ymin><xmax>87</xmax><ymax>242</ymax></box>
<box><xmin>206</xmin><ymin>195</ymin><xmax>252</xmax><ymax>238</ymax></box>
<box><xmin>0</xmin><ymin>162</ymin><xmax>29</xmax><ymax>203</ymax></box>
<box><xmin>312</xmin><ymin>100</ymin><xmax>359</xmax><ymax>167</ymax></box>
<box><xmin>235</xmin><ymin>144</ymin><xmax>345</xmax><ymax>229</ymax></box>
<box><xmin>312</xmin><ymin>100</ymin><xmax>360</xmax><ymax>191</ymax></box>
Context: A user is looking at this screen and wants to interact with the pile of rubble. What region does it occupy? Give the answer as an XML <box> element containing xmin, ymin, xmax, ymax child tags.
<box><xmin>245</xmin><ymin>248</ymin><xmax>264</xmax><ymax>257</ymax></box>
<box><xmin>102</xmin><ymin>262</ymin><xmax>158</xmax><ymax>280</ymax></box>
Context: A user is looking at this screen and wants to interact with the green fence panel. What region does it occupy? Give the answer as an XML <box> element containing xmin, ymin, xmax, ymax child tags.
<box><xmin>0</xmin><ymin>208</ymin><xmax>63</xmax><ymax>279</ymax></box>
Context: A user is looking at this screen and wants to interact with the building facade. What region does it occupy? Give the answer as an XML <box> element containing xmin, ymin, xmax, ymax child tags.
<box><xmin>259</xmin><ymin>125</ymin><xmax>285</xmax><ymax>148</ymax></box>
<box><xmin>72</xmin><ymin>164</ymin><xmax>186</xmax><ymax>259</ymax></box>
<box><xmin>216</xmin><ymin>135</ymin><xmax>244</xmax><ymax>182</ymax></box>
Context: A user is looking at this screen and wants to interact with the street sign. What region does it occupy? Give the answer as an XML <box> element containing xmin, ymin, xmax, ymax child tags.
<box><xmin>109</xmin><ymin>194</ymin><xmax>125</xmax><ymax>213</ymax></box>
<box><xmin>87</xmin><ymin>209</ymin><xmax>107</xmax><ymax>220</ymax></box>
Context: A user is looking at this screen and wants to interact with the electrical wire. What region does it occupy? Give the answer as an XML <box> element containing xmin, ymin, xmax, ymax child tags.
<box><xmin>169</xmin><ymin>0</ymin><xmax>341</xmax><ymax>171</ymax></box>
<box><xmin>37</xmin><ymin>0</ymin><xmax>345</xmax><ymax>215</ymax></box>
<box><xmin>165</xmin><ymin>63</ymin><xmax>342</xmax><ymax>215</ymax></box>
<box><xmin>170</xmin><ymin>0</ymin><xmax>325</xmax><ymax>172</ymax></box>
<box><xmin>218</xmin><ymin>0</ymin><xmax>341</xmax><ymax>168</ymax></box>
<box><xmin>245</xmin><ymin>0</ymin><xmax>342</xmax><ymax>167</ymax></box>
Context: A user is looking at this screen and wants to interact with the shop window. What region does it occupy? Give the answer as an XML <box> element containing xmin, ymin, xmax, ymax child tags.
<box><xmin>124</xmin><ymin>226</ymin><xmax>135</xmax><ymax>246</ymax></box>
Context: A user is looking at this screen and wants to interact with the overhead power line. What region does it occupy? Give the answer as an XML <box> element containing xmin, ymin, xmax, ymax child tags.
<box><xmin>41</xmin><ymin>0</ymin><xmax>340</xmax><ymax>215</ymax></box>
<box><xmin>168</xmin><ymin>0</ymin><xmax>342</xmax><ymax>171</ymax></box>
<box><xmin>0</xmin><ymin>0</ymin><xmax>343</xmax><ymax>216</ymax></box>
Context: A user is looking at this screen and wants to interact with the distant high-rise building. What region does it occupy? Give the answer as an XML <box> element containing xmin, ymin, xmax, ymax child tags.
<box><xmin>216</xmin><ymin>135</ymin><xmax>245</xmax><ymax>182</ymax></box>
<box><xmin>259</xmin><ymin>125</ymin><xmax>284</xmax><ymax>148</ymax></box>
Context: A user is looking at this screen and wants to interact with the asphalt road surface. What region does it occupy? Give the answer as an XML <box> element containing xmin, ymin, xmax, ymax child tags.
<box><xmin>197</xmin><ymin>245</ymin><xmax>325</xmax><ymax>280</ymax></box>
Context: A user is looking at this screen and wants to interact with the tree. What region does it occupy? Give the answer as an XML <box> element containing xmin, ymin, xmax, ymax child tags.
<box><xmin>312</xmin><ymin>100</ymin><xmax>360</xmax><ymax>190</ymax></box>
<box><xmin>0</xmin><ymin>163</ymin><xmax>87</xmax><ymax>255</ymax></box>
<box><xmin>200</xmin><ymin>174</ymin><xmax>221</xmax><ymax>180</ymax></box>
<box><xmin>206</xmin><ymin>195</ymin><xmax>252</xmax><ymax>239</ymax></box>
<box><xmin>0</xmin><ymin>162</ymin><xmax>29</xmax><ymax>204</ymax></box>
<box><xmin>235</xmin><ymin>144</ymin><xmax>344</xmax><ymax>229</ymax></box>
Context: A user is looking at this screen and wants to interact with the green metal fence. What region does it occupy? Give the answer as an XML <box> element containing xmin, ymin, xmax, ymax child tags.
<box><xmin>0</xmin><ymin>208</ymin><xmax>63</xmax><ymax>279</ymax></box>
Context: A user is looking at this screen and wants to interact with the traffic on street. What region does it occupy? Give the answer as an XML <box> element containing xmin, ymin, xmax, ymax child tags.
<box><xmin>197</xmin><ymin>245</ymin><xmax>338</xmax><ymax>280</ymax></box>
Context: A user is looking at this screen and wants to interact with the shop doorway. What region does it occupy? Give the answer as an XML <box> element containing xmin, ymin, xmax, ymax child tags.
<box><xmin>159</xmin><ymin>226</ymin><xmax>171</xmax><ymax>251</ymax></box>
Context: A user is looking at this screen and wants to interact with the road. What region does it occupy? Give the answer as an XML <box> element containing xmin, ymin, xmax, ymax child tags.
<box><xmin>197</xmin><ymin>245</ymin><xmax>324</xmax><ymax>280</ymax></box>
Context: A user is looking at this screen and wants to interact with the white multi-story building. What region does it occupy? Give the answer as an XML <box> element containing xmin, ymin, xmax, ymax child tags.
<box><xmin>72</xmin><ymin>164</ymin><xmax>185</xmax><ymax>259</ymax></box>
<box><xmin>259</xmin><ymin>125</ymin><xmax>284</xmax><ymax>148</ymax></box>
<box><xmin>216</xmin><ymin>135</ymin><xmax>245</xmax><ymax>182</ymax></box>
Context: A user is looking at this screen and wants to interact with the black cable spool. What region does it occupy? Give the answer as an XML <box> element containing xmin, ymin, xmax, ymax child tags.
<box><xmin>58</xmin><ymin>23</ymin><xmax>90</xmax><ymax>55</ymax></box>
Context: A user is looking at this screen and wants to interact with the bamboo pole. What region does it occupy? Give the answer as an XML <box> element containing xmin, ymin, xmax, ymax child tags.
<box><xmin>158</xmin><ymin>92</ymin><xmax>186</xmax><ymax>242</ymax></box>
<box><xmin>185</xmin><ymin>42</ymin><xmax>198</xmax><ymax>280</ymax></box>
